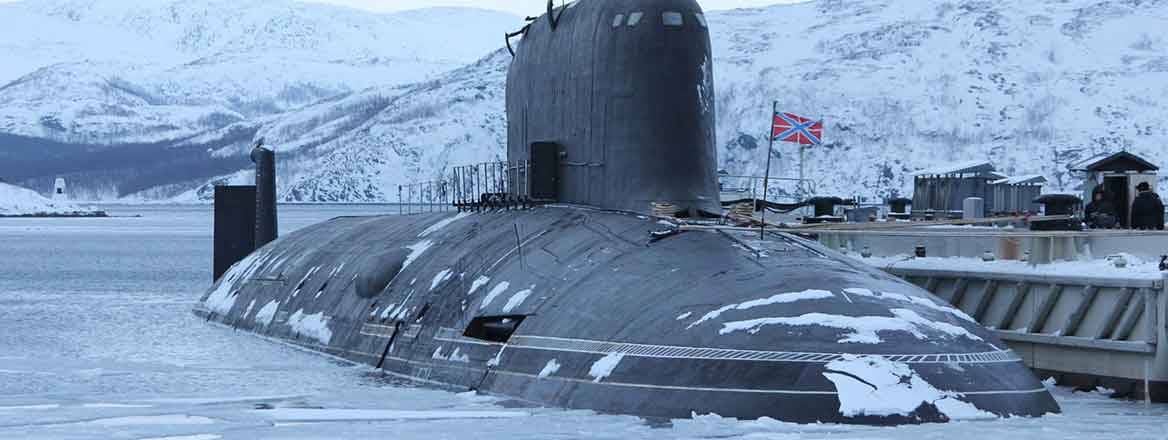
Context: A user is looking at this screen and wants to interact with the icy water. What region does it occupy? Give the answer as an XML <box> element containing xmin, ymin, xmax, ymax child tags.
<box><xmin>1</xmin><ymin>205</ymin><xmax>1167</xmax><ymax>439</ymax></box>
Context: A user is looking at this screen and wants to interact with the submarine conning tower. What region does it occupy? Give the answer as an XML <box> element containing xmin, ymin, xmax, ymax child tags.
<box><xmin>506</xmin><ymin>0</ymin><xmax>719</xmax><ymax>216</ymax></box>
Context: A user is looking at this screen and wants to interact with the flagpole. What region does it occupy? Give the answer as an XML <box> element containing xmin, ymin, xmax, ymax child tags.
<box><xmin>761</xmin><ymin>101</ymin><xmax>777</xmax><ymax>239</ymax></box>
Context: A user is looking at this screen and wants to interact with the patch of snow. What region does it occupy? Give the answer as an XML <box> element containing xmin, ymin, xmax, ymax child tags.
<box><xmin>676</xmin><ymin>312</ymin><xmax>693</xmax><ymax>321</ymax></box>
<box><xmin>402</xmin><ymin>240</ymin><xmax>433</xmax><ymax>270</ymax></box>
<box><xmin>501</xmin><ymin>287</ymin><xmax>533</xmax><ymax>313</ymax></box>
<box><xmin>479</xmin><ymin>281</ymin><xmax>510</xmax><ymax>310</ymax></box>
<box><xmin>290</xmin><ymin>266</ymin><xmax>320</xmax><ymax>298</ymax></box>
<box><xmin>287</xmin><ymin>309</ymin><xmax>333</xmax><ymax>345</ymax></box>
<box><xmin>720</xmin><ymin>309</ymin><xmax>982</xmax><ymax>344</ymax></box>
<box><xmin>203</xmin><ymin>249</ymin><xmax>271</xmax><ymax>315</ymax></box>
<box><xmin>688</xmin><ymin>289</ymin><xmax>835</xmax><ymax>329</ymax></box>
<box><xmin>538</xmin><ymin>359</ymin><xmax>561</xmax><ymax>378</ymax></box>
<box><xmin>823</xmin><ymin>354</ymin><xmax>994</xmax><ymax>420</ymax></box>
<box><xmin>844</xmin><ymin>288</ymin><xmax>976</xmax><ymax>323</ymax></box>
<box><xmin>588</xmin><ymin>352</ymin><xmax>626</xmax><ymax>383</ymax></box>
<box><xmin>243</xmin><ymin>299</ymin><xmax>256</xmax><ymax>318</ymax></box>
<box><xmin>467</xmin><ymin>275</ymin><xmax>491</xmax><ymax>295</ymax></box>
<box><xmin>379</xmin><ymin>303</ymin><xmax>397</xmax><ymax>320</ymax></box>
<box><xmin>0</xmin><ymin>182</ymin><xmax>91</xmax><ymax>216</ymax></box>
<box><xmin>449</xmin><ymin>347</ymin><xmax>469</xmax><ymax>363</ymax></box>
<box><xmin>419</xmin><ymin>212</ymin><xmax>472</xmax><ymax>237</ymax></box>
<box><xmin>430</xmin><ymin>269</ymin><xmax>454</xmax><ymax>291</ymax></box>
<box><xmin>254</xmin><ymin>300</ymin><xmax>280</xmax><ymax>326</ymax></box>
<box><xmin>864</xmin><ymin>255</ymin><xmax>1165</xmax><ymax>281</ymax></box>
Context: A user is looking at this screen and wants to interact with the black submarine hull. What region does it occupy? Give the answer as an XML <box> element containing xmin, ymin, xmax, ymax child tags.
<box><xmin>197</xmin><ymin>207</ymin><xmax>1059</xmax><ymax>423</ymax></box>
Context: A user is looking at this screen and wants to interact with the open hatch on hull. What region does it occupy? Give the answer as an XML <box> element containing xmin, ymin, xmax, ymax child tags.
<box><xmin>464</xmin><ymin>316</ymin><xmax>527</xmax><ymax>343</ymax></box>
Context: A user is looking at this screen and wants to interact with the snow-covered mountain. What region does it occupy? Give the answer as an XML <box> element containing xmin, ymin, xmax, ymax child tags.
<box><xmin>0</xmin><ymin>0</ymin><xmax>517</xmax><ymax>144</ymax></box>
<box><xmin>4</xmin><ymin>0</ymin><xmax>1168</xmax><ymax>202</ymax></box>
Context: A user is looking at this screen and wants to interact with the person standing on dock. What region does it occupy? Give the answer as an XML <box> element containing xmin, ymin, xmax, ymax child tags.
<box><xmin>1085</xmin><ymin>188</ymin><xmax>1118</xmax><ymax>229</ymax></box>
<box><xmin>1130</xmin><ymin>182</ymin><xmax>1165</xmax><ymax>230</ymax></box>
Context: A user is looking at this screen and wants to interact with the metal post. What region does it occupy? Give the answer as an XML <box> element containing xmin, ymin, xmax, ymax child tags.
<box><xmin>761</xmin><ymin>101</ymin><xmax>777</xmax><ymax>239</ymax></box>
<box><xmin>398</xmin><ymin>185</ymin><xmax>403</xmax><ymax>216</ymax></box>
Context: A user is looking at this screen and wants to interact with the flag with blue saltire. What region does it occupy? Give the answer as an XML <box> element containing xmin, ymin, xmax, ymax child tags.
<box><xmin>771</xmin><ymin>112</ymin><xmax>823</xmax><ymax>146</ymax></box>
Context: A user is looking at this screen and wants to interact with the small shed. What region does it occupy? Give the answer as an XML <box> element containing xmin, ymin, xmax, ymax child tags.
<box><xmin>52</xmin><ymin>178</ymin><xmax>67</xmax><ymax>201</ymax></box>
<box><xmin>990</xmin><ymin>175</ymin><xmax>1046</xmax><ymax>214</ymax></box>
<box><xmin>911</xmin><ymin>161</ymin><xmax>999</xmax><ymax>218</ymax></box>
<box><xmin>1070</xmin><ymin>151</ymin><xmax>1159</xmax><ymax>228</ymax></box>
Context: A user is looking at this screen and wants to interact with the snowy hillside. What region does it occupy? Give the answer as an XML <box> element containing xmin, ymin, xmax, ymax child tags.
<box><xmin>0</xmin><ymin>182</ymin><xmax>95</xmax><ymax>216</ymax></box>
<box><xmin>186</xmin><ymin>0</ymin><xmax>1167</xmax><ymax>202</ymax></box>
<box><xmin>4</xmin><ymin>0</ymin><xmax>1168</xmax><ymax>202</ymax></box>
<box><xmin>0</xmin><ymin>0</ymin><xmax>517</xmax><ymax>144</ymax></box>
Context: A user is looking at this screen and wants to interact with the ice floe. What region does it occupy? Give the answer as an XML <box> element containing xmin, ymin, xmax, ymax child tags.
<box><xmin>588</xmin><ymin>352</ymin><xmax>626</xmax><ymax>383</ymax></box>
<box><xmin>688</xmin><ymin>289</ymin><xmax>835</xmax><ymax>329</ymax></box>
<box><xmin>84</xmin><ymin>414</ymin><xmax>217</xmax><ymax>426</ymax></box>
<box><xmin>250</xmin><ymin>408</ymin><xmax>528</xmax><ymax>423</ymax></box>
<box><xmin>823</xmin><ymin>354</ymin><xmax>993</xmax><ymax>420</ymax></box>
<box><xmin>720</xmin><ymin>309</ymin><xmax>983</xmax><ymax>344</ymax></box>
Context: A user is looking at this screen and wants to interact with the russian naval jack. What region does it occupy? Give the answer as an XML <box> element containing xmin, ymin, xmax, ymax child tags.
<box><xmin>196</xmin><ymin>0</ymin><xmax>1059</xmax><ymax>424</ymax></box>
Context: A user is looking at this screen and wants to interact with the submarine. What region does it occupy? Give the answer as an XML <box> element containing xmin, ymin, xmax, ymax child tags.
<box><xmin>196</xmin><ymin>0</ymin><xmax>1060</xmax><ymax>424</ymax></box>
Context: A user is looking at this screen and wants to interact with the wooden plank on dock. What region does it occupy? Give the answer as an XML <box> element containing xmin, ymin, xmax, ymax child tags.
<box><xmin>1096</xmin><ymin>287</ymin><xmax>1135</xmax><ymax>340</ymax></box>
<box><xmin>1061</xmin><ymin>285</ymin><xmax>1099</xmax><ymax>337</ymax></box>
<box><xmin>996</xmin><ymin>282</ymin><xmax>1031</xmax><ymax>330</ymax></box>
<box><xmin>1029</xmin><ymin>283</ymin><xmax>1064</xmax><ymax>333</ymax></box>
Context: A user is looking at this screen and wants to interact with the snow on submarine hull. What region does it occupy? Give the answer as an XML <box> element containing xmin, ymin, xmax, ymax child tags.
<box><xmin>197</xmin><ymin>207</ymin><xmax>1059</xmax><ymax>424</ymax></box>
<box><xmin>196</xmin><ymin>0</ymin><xmax>1059</xmax><ymax>424</ymax></box>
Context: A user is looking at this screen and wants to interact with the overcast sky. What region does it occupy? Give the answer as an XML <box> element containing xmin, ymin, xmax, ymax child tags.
<box><xmin>300</xmin><ymin>1</ymin><xmax>801</xmax><ymax>15</ymax></box>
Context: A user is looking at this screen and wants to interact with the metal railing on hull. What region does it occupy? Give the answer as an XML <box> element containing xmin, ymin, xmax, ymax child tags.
<box><xmin>398</xmin><ymin>160</ymin><xmax>537</xmax><ymax>215</ymax></box>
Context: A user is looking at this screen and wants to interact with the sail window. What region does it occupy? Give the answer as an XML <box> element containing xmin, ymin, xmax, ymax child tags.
<box><xmin>663</xmin><ymin>11</ymin><xmax>683</xmax><ymax>27</ymax></box>
<box><xmin>613</xmin><ymin>14</ymin><xmax>624</xmax><ymax>28</ymax></box>
<box><xmin>694</xmin><ymin>13</ymin><xmax>708</xmax><ymax>28</ymax></box>
<box><xmin>627</xmin><ymin>12</ymin><xmax>643</xmax><ymax>26</ymax></box>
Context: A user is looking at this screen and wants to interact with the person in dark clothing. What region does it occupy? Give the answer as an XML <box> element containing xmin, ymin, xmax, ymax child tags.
<box><xmin>1084</xmin><ymin>188</ymin><xmax>1118</xmax><ymax>229</ymax></box>
<box><xmin>1130</xmin><ymin>182</ymin><xmax>1165</xmax><ymax>230</ymax></box>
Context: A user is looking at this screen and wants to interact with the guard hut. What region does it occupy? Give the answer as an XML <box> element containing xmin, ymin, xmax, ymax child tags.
<box><xmin>52</xmin><ymin>178</ymin><xmax>67</xmax><ymax>201</ymax></box>
<box><xmin>990</xmin><ymin>175</ymin><xmax>1046</xmax><ymax>215</ymax></box>
<box><xmin>911</xmin><ymin>161</ymin><xmax>999</xmax><ymax>219</ymax></box>
<box><xmin>1070</xmin><ymin>151</ymin><xmax>1159</xmax><ymax>228</ymax></box>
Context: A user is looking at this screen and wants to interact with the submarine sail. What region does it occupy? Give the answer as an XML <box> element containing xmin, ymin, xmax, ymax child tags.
<box><xmin>197</xmin><ymin>0</ymin><xmax>1059</xmax><ymax>424</ymax></box>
